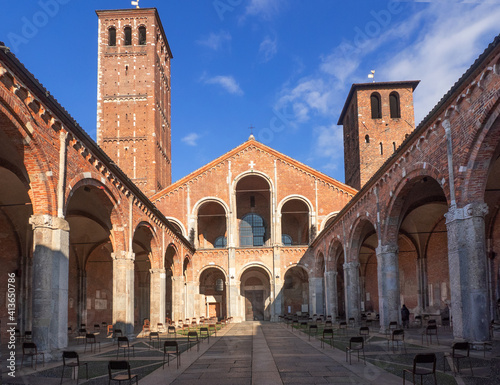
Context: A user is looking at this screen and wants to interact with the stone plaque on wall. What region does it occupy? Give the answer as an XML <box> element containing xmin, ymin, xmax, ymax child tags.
<box><xmin>95</xmin><ymin>299</ymin><xmax>107</xmax><ymax>310</ymax></box>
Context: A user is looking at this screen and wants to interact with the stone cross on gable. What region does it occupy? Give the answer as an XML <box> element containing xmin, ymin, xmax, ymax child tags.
<box><xmin>248</xmin><ymin>124</ymin><xmax>255</xmax><ymax>136</ymax></box>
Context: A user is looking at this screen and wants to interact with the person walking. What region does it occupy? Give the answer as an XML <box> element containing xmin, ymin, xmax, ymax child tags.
<box><xmin>401</xmin><ymin>304</ymin><xmax>410</xmax><ymax>329</ymax></box>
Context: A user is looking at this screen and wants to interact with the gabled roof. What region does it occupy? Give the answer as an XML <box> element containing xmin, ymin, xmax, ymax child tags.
<box><xmin>151</xmin><ymin>137</ymin><xmax>358</xmax><ymax>201</ymax></box>
<box><xmin>337</xmin><ymin>80</ymin><xmax>420</xmax><ymax>125</ymax></box>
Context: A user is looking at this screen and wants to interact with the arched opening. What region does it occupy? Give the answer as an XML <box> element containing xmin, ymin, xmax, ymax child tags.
<box><xmin>124</xmin><ymin>26</ymin><xmax>132</xmax><ymax>46</ymax></box>
<box><xmin>390</xmin><ymin>91</ymin><xmax>401</xmax><ymax>118</ymax></box>
<box><xmin>281</xmin><ymin>199</ymin><xmax>310</xmax><ymax>245</ymax></box>
<box><xmin>199</xmin><ymin>268</ymin><xmax>226</xmax><ymax>320</ymax></box>
<box><xmin>396</xmin><ymin>176</ymin><xmax>449</xmax><ymax>319</ymax></box>
<box><xmin>138</xmin><ymin>26</ymin><xmax>146</xmax><ymax>45</ymax></box>
<box><xmin>197</xmin><ymin>201</ymin><xmax>227</xmax><ymax>248</ymax></box>
<box><xmin>165</xmin><ymin>245</ymin><xmax>176</xmax><ymax>322</ymax></box>
<box><xmin>371</xmin><ymin>92</ymin><xmax>382</xmax><ymax>119</ymax></box>
<box><xmin>132</xmin><ymin>224</ymin><xmax>154</xmax><ymax>331</ymax></box>
<box><xmin>283</xmin><ymin>266</ymin><xmax>309</xmax><ymax>315</ymax></box>
<box><xmin>353</xmin><ymin>220</ymin><xmax>379</xmax><ymax>317</ymax></box>
<box><xmin>365</xmin><ymin>135</ymin><xmax>370</xmax><ymax>144</ymax></box>
<box><xmin>236</xmin><ymin>175</ymin><xmax>271</xmax><ymax>247</ymax></box>
<box><xmin>66</xmin><ymin>184</ymin><xmax>114</xmax><ymax>330</ymax></box>
<box><xmin>0</xmin><ymin>164</ymin><xmax>32</xmax><ymax>338</ymax></box>
<box><xmin>241</xmin><ymin>267</ymin><xmax>271</xmax><ymax>320</ymax></box>
<box><xmin>108</xmin><ymin>27</ymin><xmax>116</xmax><ymax>46</ymax></box>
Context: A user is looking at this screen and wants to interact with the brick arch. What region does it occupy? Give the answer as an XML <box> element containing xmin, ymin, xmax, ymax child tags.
<box><xmin>383</xmin><ymin>164</ymin><xmax>447</xmax><ymax>243</ymax></box>
<box><xmin>165</xmin><ymin>217</ymin><xmax>186</xmax><ymax>237</ymax></box>
<box><xmin>320</xmin><ymin>211</ymin><xmax>340</xmax><ymax>232</ymax></box>
<box><xmin>314</xmin><ymin>251</ymin><xmax>325</xmax><ymax>277</ymax></box>
<box><xmin>277</xmin><ymin>194</ymin><xmax>314</xmax><ymax>213</ymax></box>
<box><xmin>327</xmin><ymin>239</ymin><xmax>344</xmax><ymax>271</ymax></box>
<box><xmin>164</xmin><ymin>243</ymin><xmax>179</xmax><ymax>277</ymax></box>
<box><xmin>196</xmin><ymin>265</ymin><xmax>228</xmax><ymax>283</ymax></box>
<box><xmin>133</xmin><ymin>221</ymin><xmax>161</xmax><ymax>268</ymax></box>
<box><xmin>191</xmin><ymin>197</ymin><xmax>229</xmax><ymax>217</ymax></box>
<box><xmin>232</xmin><ymin>170</ymin><xmax>275</xmax><ymax>191</ymax></box>
<box><xmin>461</xmin><ymin>100</ymin><xmax>500</xmax><ymax>203</ymax></box>
<box><xmin>238</xmin><ymin>262</ymin><xmax>273</xmax><ymax>282</ymax></box>
<box><xmin>0</xmin><ymin>97</ymin><xmax>57</xmax><ymax>216</ymax></box>
<box><xmin>283</xmin><ymin>263</ymin><xmax>310</xmax><ymax>278</ymax></box>
<box><xmin>65</xmin><ymin>175</ymin><xmax>128</xmax><ymax>252</ymax></box>
<box><xmin>348</xmin><ymin>216</ymin><xmax>377</xmax><ymax>263</ymax></box>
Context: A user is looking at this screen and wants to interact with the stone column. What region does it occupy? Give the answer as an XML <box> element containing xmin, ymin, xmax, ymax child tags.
<box><xmin>227</xmin><ymin>246</ymin><xmax>239</xmax><ymax>320</ymax></box>
<box><xmin>112</xmin><ymin>252</ymin><xmax>134</xmax><ymax>336</ymax></box>
<box><xmin>376</xmin><ymin>244</ymin><xmax>400</xmax><ymax>331</ymax></box>
<box><xmin>150</xmin><ymin>269</ymin><xmax>166</xmax><ymax>329</ymax></box>
<box><xmin>445</xmin><ymin>202</ymin><xmax>490</xmax><ymax>341</ymax></box>
<box><xmin>309</xmin><ymin>277</ymin><xmax>324</xmax><ymax>315</ymax></box>
<box><xmin>171</xmin><ymin>276</ymin><xmax>185</xmax><ymax>322</ymax></box>
<box><xmin>272</xmin><ymin>246</ymin><xmax>282</xmax><ymax>321</ymax></box>
<box><xmin>30</xmin><ymin>214</ymin><xmax>69</xmax><ymax>352</ymax></box>
<box><xmin>344</xmin><ymin>261</ymin><xmax>361</xmax><ymax>322</ymax></box>
<box><xmin>185</xmin><ymin>281</ymin><xmax>197</xmax><ymax>318</ymax></box>
<box><xmin>325</xmin><ymin>271</ymin><xmax>338</xmax><ymax>318</ymax></box>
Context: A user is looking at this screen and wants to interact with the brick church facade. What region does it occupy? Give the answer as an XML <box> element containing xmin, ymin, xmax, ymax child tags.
<box><xmin>0</xmin><ymin>7</ymin><xmax>499</xmax><ymax>354</ymax></box>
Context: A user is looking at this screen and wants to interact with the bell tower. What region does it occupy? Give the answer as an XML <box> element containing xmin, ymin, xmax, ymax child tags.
<box><xmin>96</xmin><ymin>7</ymin><xmax>172</xmax><ymax>195</ymax></box>
<box><xmin>339</xmin><ymin>81</ymin><xmax>419</xmax><ymax>190</ymax></box>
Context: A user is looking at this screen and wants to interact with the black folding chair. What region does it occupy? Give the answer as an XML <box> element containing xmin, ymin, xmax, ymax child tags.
<box><xmin>163</xmin><ymin>340</ymin><xmax>180</xmax><ymax>369</ymax></box>
<box><xmin>60</xmin><ymin>351</ymin><xmax>88</xmax><ymax>384</ymax></box>
<box><xmin>346</xmin><ymin>336</ymin><xmax>365</xmax><ymax>364</ymax></box>
<box><xmin>403</xmin><ymin>353</ymin><xmax>437</xmax><ymax>385</ymax></box>
<box><xmin>108</xmin><ymin>360</ymin><xmax>138</xmax><ymax>384</ymax></box>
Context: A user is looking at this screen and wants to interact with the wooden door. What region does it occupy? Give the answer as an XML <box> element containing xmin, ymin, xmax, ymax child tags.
<box><xmin>245</xmin><ymin>290</ymin><xmax>264</xmax><ymax>321</ymax></box>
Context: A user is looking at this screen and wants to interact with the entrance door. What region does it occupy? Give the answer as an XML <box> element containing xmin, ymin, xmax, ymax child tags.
<box><xmin>208</xmin><ymin>303</ymin><xmax>220</xmax><ymax>319</ymax></box>
<box><xmin>245</xmin><ymin>290</ymin><xmax>264</xmax><ymax>321</ymax></box>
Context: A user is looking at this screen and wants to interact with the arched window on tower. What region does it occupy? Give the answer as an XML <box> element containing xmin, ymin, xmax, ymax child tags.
<box><xmin>240</xmin><ymin>213</ymin><xmax>265</xmax><ymax>247</ymax></box>
<box><xmin>370</xmin><ymin>92</ymin><xmax>382</xmax><ymax>119</ymax></box>
<box><xmin>124</xmin><ymin>26</ymin><xmax>132</xmax><ymax>46</ymax></box>
<box><xmin>365</xmin><ymin>135</ymin><xmax>370</xmax><ymax>143</ymax></box>
<box><xmin>138</xmin><ymin>26</ymin><xmax>146</xmax><ymax>45</ymax></box>
<box><xmin>108</xmin><ymin>27</ymin><xmax>116</xmax><ymax>46</ymax></box>
<box><xmin>390</xmin><ymin>91</ymin><xmax>401</xmax><ymax>118</ymax></box>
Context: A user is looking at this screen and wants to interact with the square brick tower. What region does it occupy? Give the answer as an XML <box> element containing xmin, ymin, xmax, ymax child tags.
<box><xmin>338</xmin><ymin>81</ymin><xmax>419</xmax><ymax>190</ymax></box>
<box><xmin>96</xmin><ymin>8</ymin><xmax>172</xmax><ymax>195</ymax></box>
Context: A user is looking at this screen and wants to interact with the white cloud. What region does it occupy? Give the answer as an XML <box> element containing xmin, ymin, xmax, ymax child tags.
<box><xmin>379</xmin><ymin>3</ymin><xmax>500</xmax><ymax>124</ymax></box>
<box><xmin>196</xmin><ymin>31</ymin><xmax>231</xmax><ymax>51</ymax></box>
<box><xmin>259</xmin><ymin>35</ymin><xmax>278</xmax><ymax>63</ymax></box>
<box><xmin>313</xmin><ymin>124</ymin><xmax>344</xmax><ymax>171</ymax></box>
<box><xmin>245</xmin><ymin>0</ymin><xmax>282</xmax><ymax>18</ymax></box>
<box><xmin>203</xmin><ymin>75</ymin><xmax>244</xmax><ymax>95</ymax></box>
<box><xmin>181</xmin><ymin>133</ymin><xmax>201</xmax><ymax>146</ymax></box>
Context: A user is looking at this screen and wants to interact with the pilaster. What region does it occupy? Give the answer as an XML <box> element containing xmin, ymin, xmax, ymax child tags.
<box><xmin>309</xmin><ymin>277</ymin><xmax>324</xmax><ymax>315</ymax></box>
<box><xmin>171</xmin><ymin>276</ymin><xmax>185</xmax><ymax>322</ymax></box>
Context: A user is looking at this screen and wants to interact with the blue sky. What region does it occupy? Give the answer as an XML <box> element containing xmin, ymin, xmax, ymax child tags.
<box><xmin>1</xmin><ymin>0</ymin><xmax>499</xmax><ymax>185</ymax></box>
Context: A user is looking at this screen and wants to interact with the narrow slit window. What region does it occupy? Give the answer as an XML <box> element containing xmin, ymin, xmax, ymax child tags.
<box><xmin>380</xmin><ymin>142</ymin><xmax>383</xmax><ymax>155</ymax></box>
<box><xmin>393</xmin><ymin>142</ymin><xmax>396</xmax><ymax>152</ymax></box>
<box><xmin>124</xmin><ymin>27</ymin><xmax>132</xmax><ymax>46</ymax></box>
<box><xmin>365</xmin><ymin>135</ymin><xmax>370</xmax><ymax>143</ymax></box>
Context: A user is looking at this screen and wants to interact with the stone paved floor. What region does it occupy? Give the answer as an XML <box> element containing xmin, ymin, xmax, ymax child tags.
<box><xmin>142</xmin><ymin>322</ymin><xmax>402</xmax><ymax>385</ymax></box>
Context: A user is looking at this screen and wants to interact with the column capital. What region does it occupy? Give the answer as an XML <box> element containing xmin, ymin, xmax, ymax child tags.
<box><xmin>171</xmin><ymin>276</ymin><xmax>185</xmax><ymax>282</ymax></box>
<box><xmin>149</xmin><ymin>268</ymin><xmax>166</xmax><ymax>275</ymax></box>
<box><xmin>445</xmin><ymin>202</ymin><xmax>488</xmax><ymax>223</ymax></box>
<box><xmin>343</xmin><ymin>261</ymin><xmax>360</xmax><ymax>270</ymax></box>
<box><xmin>376</xmin><ymin>244</ymin><xmax>399</xmax><ymax>255</ymax></box>
<box><xmin>111</xmin><ymin>251</ymin><xmax>135</xmax><ymax>261</ymax></box>
<box><xmin>29</xmin><ymin>214</ymin><xmax>69</xmax><ymax>231</ymax></box>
